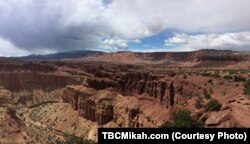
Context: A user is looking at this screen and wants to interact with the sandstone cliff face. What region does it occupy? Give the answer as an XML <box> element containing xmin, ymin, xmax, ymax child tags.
<box><xmin>81</xmin><ymin>49</ymin><xmax>250</xmax><ymax>65</ymax></box>
<box><xmin>0</xmin><ymin>86</ymin><xmax>12</xmax><ymax>105</ymax></box>
<box><xmin>62</xmin><ymin>84</ymin><xmax>165</xmax><ymax>127</ymax></box>
<box><xmin>82</xmin><ymin>99</ymin><xmax>97</xmax><ymax>121</ymax></box>
<box><xmin>113</xmin><ymin>105</ymin><xmax>140</xmax><ymax>128</ymax></box>
<box><xmin>62</xmin><ymin>78</ymin><xmax>176</xmax><ymax>127</ymax></box>
<box><xmin>113</xmin><ymin>95</ymin><xmax>172</xmax><ymax>128</ymax></box>
<box><xmin>87</xmin><ymin>72</ymin><xmax>177</xmax><ymax>107</ymax></box>
<box><xmin>22</xmin><ymin>62</ymin><xmax>57</xmax><ymax>72</ymax></box>
<box><xmin>61</xmin><ymin>70</ymin><xmax>226</xmax><ymax>128</ymax></box>
<box><xmin>87</xmin><ymin>78</ymin><xmax>117</xmax><ymax>90</ymax></box>
<box><xmin>62</xmin><ymin>86</ymin><xmax>94</xmax><ymax>110</ymax></box>
<box><xmin>0</xmin><ymin>73</ymin><xmax>79</xmax><ymax>91</ymax></box>
<box><xmin>62</xmin><ymin>86</ymin><xmax>114</xmax><ymax>125</ymax></box>
<box><xmin>195</xmin><ymin>50</ymin><xmax>250</xmax><ymax>62</ymax></box>
<box><xmin>96</xmin><ymin>99</ymin><xmax>114</xmax><ymax>125</ymax></box>
<box><xmin>88</xmin><ymin>72</ymin><xmax>168</xmax><ymax>99</ymax></box>
<box><xmin>77</xmin><ymin>97</ymin><xmax>114</xmax><ymax>125</ymax></box>
<box><xmin>0</xmin><ymin>62</ymin><xmax>56</xmax><ymax>73</ymax></box>
<box><xmin>197</xmin><ymin>55</ymin><xmax>243</xmax><ymax>62</ymax></box>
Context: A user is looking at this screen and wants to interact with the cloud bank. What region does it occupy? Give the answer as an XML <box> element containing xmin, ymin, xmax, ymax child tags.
<box><xmin>103</xmin><ymin>38</ymin><xmax>128</xmax><ymax>50</ymax></box>
<box><xmin>165</xmin><ymin>32</ymin><xmax>250</xmax><ymax>51</ymax></box>
<box><xmin>0</xmin><ymin>0</ymin><xmax>250</xmax><ymax>56</ymax></box>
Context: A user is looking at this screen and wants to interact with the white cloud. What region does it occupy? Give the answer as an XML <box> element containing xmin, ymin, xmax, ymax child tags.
<box><xmin>0</xmin><ymin>37</ymin><xmax>30</xmax><ymax>57</ymax></box>
<box><xmin>166</xmin><ymin>34</ymin><xmax>188</xmax><ymax>44</ymax></box>
<box><xmin>102</xmin><ymin>38</ymin><xmax>128</xmax><ymax>50</ymax></box>
<box><xmin>132</xmin><ymin>39</ymin><xmax>141</xmax><ymax>43</ymax></box>
<box><xmin>104</xmin><ymin>0</ymin><xmax>250</xmax><ymax>38</ymax></box>
<box><xmin>165</xmin><ymin>31</ymin><xmax>250</xmax><ymax>51</ymax></box>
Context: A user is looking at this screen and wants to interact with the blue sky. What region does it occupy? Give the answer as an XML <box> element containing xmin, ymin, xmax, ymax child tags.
<box><xmin>128</xmin><ymin>31</ymin><xmax>167</xmax><ymax>52</ymax></box>
<box><xmin>128</xmin><ymin>29</ymin><xmax>183</xmax><ymax>52</ymax></box>
<box><xmin>0</xmin><ymin>0</ymin><xmax>250</xmax><ymax>56</ymax></box>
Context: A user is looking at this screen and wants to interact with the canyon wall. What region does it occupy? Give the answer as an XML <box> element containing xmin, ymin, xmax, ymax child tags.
<box><xmin>62</xmin><ymin>72</ymin><xmax>180</xmax><ymax>126</ymax></box>
<box><xmin>81</xmin><ymin>50</ymin><xmax>250</xmax><ymax>64</ymax></box>
<box><xmin>0</xmin><ymin>73</ymin><xmax>80</xmax><ymax>91</ymax></box>
<box><xmin>0</xmin><ymin>62</ymin><xmax>57</xmax><ymax>73</ymax></box>
<box><xmin>62</xmin><ymin>87</ymin><xmax>114</xmax><ymax>125</ymax></box>
<box><xmin>117</xmin><ymin>73</ymin><xmax>169</xmax><ymax>103</ymax></box>
<box><xmin>86</xmin><ymin>72</ymin><xmax>179</xmax><ymax>106</ymax></box>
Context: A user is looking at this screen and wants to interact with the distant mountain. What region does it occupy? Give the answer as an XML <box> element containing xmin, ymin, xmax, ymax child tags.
<box><xmin>18</xmin><ymin>50</ymin><xmax>104</xmax><ymax>60</ymax></box>
<box><xmin>17</xmin><ymin>49</ymin><xmax>250</xmax><ymax>67</ymax></box>
<box><xmin>77</xmin><ymin>49</ymin><xmax>250</xmax><ymax>63</ymax></box>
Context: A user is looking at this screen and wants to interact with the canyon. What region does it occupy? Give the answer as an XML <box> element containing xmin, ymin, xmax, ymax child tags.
<box><xmin>0</xmin><ymin>50</ymin><xmax>250</xmax><ymax>143</ymax></box>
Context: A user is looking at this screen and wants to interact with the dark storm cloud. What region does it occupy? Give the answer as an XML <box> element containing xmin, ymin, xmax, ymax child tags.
<box><xmin>0</xmin><ymin>0</ymin><xmax>105</xmax><ymax>53</ymax></box>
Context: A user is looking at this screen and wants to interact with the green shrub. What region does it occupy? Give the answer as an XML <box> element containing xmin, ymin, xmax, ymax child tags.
<box><xmin>244</xmin><ymin>79</ymin><xmax>250</xmax><ymax>96</ymax></box>
<box><xmin>203</xmin><ymin>89</ymin><xmax>211</xmax><ymax>99</ymax></box>
<box><xmin>201</xmin><ymin>72</ymin><xmax>210</xmax><ymax>77</ymax></box>
<box><xmin>223</xmin><ymin>75</ymin><xmax>233</xmax><ymax>80</ymax></box>
<box><xmin>205</xmin><ymin>99</ymin><xmax>221</xmax><ymax>111</ymax></box>
<box><xmin>160</xmin><ymin>109</ymin><xmax>203</xmax><ymax>128</ymax></box>
<box><xmin>211</xmin><ymin>73</ymin><xmax>220</xmax><ymax>78</ymax></box>
<box><xmin>56</xmin><ymin>135</ymin><xmax>97</xmax><ymax>144</ymax></box>
<box><xmin>159</xmin><ymin>121</ymin><xmax>175</xmax><ymax>128</ymax></box>
<box><xmin>208</xmin><ymin>79</ymin><xmax>213</xmax><ymax>83</ymax></box>
<box><xmin>234</xmin><ymin>75</ymin><xmax>246</xmax><ymax>82</ymax></box>
<box><xmin>228</xmin><ymin>70</ymin><xmax>236</xmax><ymax>75</ymax></box>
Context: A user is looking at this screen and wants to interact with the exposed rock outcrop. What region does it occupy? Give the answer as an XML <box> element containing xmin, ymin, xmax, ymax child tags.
<box><xmin>62</xmin><ymin>86</ymin><xmax>114</xmax><ymax>125</ymax></box>
<box><xmin>79</xmin><ymin>49</ymin><xmax>250</xmax><ymax>65</ymax></box>
<box><xmin>230</xmin><ymin>96</ymin><xmax>250</xmax><ymax>127</ymax></box>
<box><xmin>0</xmin><ymin>86</ymin><xmax>12</xmax><ymax>105</ymax></box>
<box><xmin>169</xmin><ymin>81</ymin><xmax>175</xmax><ymax>106</ymax></box>
<box><xmin>0</xmin><ymin>73</ymin><xmax>79</xmax><ymax>91</ymax></box>
<box><xmin>205</xmin><ymin>110</ymin><xmax>232</xmax><ymax>127</ymax></box>
<box><xmin>87</xmin><ymin>78</ymin><xmax>117</xmax><ymax>90</ymax></box>
<box><xmin>0</xmin><ymin>62</ymin><xmax>56</xmax><ymax>73</ymax></box>
<box><xmin>85</xmin><ymin>72</ymin><xmax>171</xmax><ymax>105</ymax></box>
<box><xmin>81</xmin><ymin>97</ymin><xmax>114</xmax><ymax>125</ymax></box>
<box><xmin>120</xmin><ymin>75</ymin><xmax>167</xmax><ymax>100</ymax></box>
<box><xmin>62</xmin><ymin>86</ymin><xmax>94</xmax><ymax>110</ymax></box>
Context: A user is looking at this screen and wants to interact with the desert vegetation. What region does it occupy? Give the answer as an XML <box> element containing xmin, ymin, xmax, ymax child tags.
<box><xmin>160</xmin><ymin>109</ymin><xmax>203</xmax><ymax>128</ymax></box>
<box><xmin>244</xmin><ymin>79</ymin><xmax>250</xmax><ymax>96</ymax></box>
<box><xmin>205</xmin><ymin>99</ymin><xmax>221</xmax><ymax>111</ymax></box>
<box><xmin>56</xmin><ymin>135</ymin><xmax>97</xmax><ymax>144</ymax></box>
<box><xmin>203</xmin><ymin>89</ymin><xmax>211</xmax><ymax>99</ymax></box>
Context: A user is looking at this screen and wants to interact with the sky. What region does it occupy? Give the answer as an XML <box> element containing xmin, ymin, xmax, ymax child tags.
<box><xmin>0</xmin><ymin>0</ymin><xmax>250</xmax><ymax>57</ymax></box>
